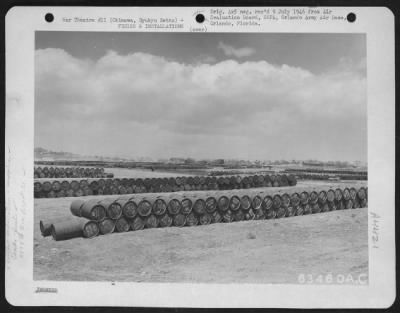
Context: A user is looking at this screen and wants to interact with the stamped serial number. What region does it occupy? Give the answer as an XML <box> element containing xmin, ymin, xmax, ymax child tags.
<box><xmin>298</xmin><ymin>273</ymin><xmax>368</xmax><ymax>285</ymax></box>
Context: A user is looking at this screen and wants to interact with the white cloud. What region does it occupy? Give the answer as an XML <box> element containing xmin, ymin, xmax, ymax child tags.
<box><xmin>195</xmin><ymin>55</ymin><xmax>217</xmax><ymax>64</ymax></box>
<box><xmin>35</xmin><ymin>48</ymin><xmax>367</xmax><ymax>161</ymax></box>
<box><xmin>217</xmin><ymin>42</ymin><xmax>256</xmax><ymax>58</ymax></box>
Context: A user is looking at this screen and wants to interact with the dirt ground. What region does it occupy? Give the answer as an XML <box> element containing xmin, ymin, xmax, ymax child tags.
<box><xmin>34</xmin><ymin>180</ymin><xmax>368</xmax><ymax>283</ymax></box>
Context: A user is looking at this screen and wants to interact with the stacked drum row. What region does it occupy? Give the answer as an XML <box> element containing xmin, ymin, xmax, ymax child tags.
<box><xmin>34</xmin><ymin>166</ymin><xmax>114</xmax><ymax>179</ymax></box>
<box><xmin>284</xmin><ymin>168</ymin><xmax>368</xmax><ymax>176</ymax></box>
<box><xmin>34</xmin><ymin>174</ymin><xmax>297</xmax><ymax>198</ymax></box>
<box><xmin>293</xmin><ymin>173</ymin><xmax>367</xmax><ymax>181</ymax></box>
<box><xmin>40</xmin><ymin>186</ymin><xmax>368</xmax><ymax>241</ymax></box>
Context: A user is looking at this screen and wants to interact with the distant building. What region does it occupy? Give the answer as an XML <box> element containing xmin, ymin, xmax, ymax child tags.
<box><xmin>302</xmin><ymin>161</ymin><xmax>324</xmax><ymax>167</ymax></box>
<box><xmin>169</xmin><ymin>157</ymin><xmax>185</xmax><ymax>164</ymax></box>
<box><xmin>210</xmin><ymin>159</ymin><xmax>224</xmax><ymax>166</ymax></box>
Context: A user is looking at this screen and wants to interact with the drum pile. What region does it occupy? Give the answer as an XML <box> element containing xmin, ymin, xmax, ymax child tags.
<box><xmin>34</xmin><ymin>166</ymin><xmax>114</xmax><ymax>179</ymax></box>
<box><xmin>40</xmin><ymin>186</ymin><xmax>367</xmax><ymax>241</ymax></box>
<box><xmin>34</xmin><ymin>174</ymin><xmax>297</xmax><ymax>198</ymax></box>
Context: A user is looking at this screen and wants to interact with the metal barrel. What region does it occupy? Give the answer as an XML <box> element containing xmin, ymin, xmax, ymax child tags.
<box><xmin>328</xmin><ymin>201</ymin><xmax>337</xmax><ymax>211</ymax></box>
<box><xmin>74</xmin><ymin>189</ymin><xmax>84</xmax><ymax>197</ymax></box>
<box><xmin>61</xmin><ymin>181</ymin><xmax>70</xmax><ymax>191</ymax></box>
<box><xmin>349</xmin><ymin>187</ymin><xmax>357</xmax><ymax>200</ymax></box>
<box><xmin>130</xmin><ymin>216</ymin><xmax>145</xmax><ymax>231</ymax></box>
<box><xmin>199</xmin><ymin>212</ymin><xmax>212</xmax><ymax>225</ymax></box>
<box><xmin>52</xmin><ymin>181</ymin><xmax>62</xmax><ymax>192</ymax></box>
<box><xmin>153</xmin><ymin>198</ymin><xmax>168</xmax><ymax>216</ymax></box>
<box><xmin>327</xmin><ymin>189</ymin><xmax>335</xmax><ymax>202</ymax></box>
<box><xmin>159</xmin><ymin>214</ymin><xmax>173</xmax><ymax>228</ymax></box>
<box><xmin>360</xmin><ymin>198</ymin><xmax>367</xmax><ymax>208</ymax></box>
<box><xmin>51</xmin><ymin>219</ymin><xmax>99</xmax><ymax>241</ymax></box>
<box><xmin>252</xmin><ymin>195</ymin><xmax>263</xmax><ymax>211</ymax></box>
<box><xmin>279</xmin><ymin>175</ymin><xmax>289</xmax><ymax>186</ymax></box>
<box><xmin>98</xmin><ymin>179</ymin><xmax>106</xmax><ymax>189</ymax></box>
<box><xmin>264</xmin><ymin>175</ymin><xmax>271</xmax><ymax>186</ymax></box>
<box><xmin>70</xmin><ymin>180</ymin><xmax>80</xmax><ymax>191</ymax></box>
<box><xmin>181</xmin><ymin>197</ymin><xmax>193</xmax><ymax>215</ymax></box>
<box><xmin>167</xmin><ymin>198</ymin><xmax>182</xmax><ymax>215</ymax></box>
<box><xmin>137</xmin><ymin>198</ymin><xmax>153</xmax><ymax>217</ymax></box>
<box><xmin>272</xmin><ymin>194</ymin><xmax>282</xmax><ymax>210</ymax></box>
<box><xmin>42</xmin><ymin>181</ymin><xmax>52</xmax><ymax>193</ymax></box>
<box><xmin>344</xmin><ymin>199</ymin><xmax>353</xmax><ymax>209</ymax></box>
<box><xmin>343</xmin><ymin>188</ymin><xmax>351</xmax><ymax>201</ymax></box>
<box><xmin>99</xmin><ymin>198</ymin><xmax>123</xmax><ymax>220</ymax></box>
<box><xmin>229</xmin><ymin>195</ymin><xmax>241</xmax><ymax>212</ymax></box>
<box><xmin>89</xmin><ymin>180</ymin><xmax>99</xmax><ymax>192</ymax></box>
<box><xmin>145</xmin><ymin>214</ymin><xmax>159</xmax><ymax>229</ymax></box>
<box><xmin>210</xmin><ymin>210</ymin><xmax>223</xmax><ymax>223</ymax></box>
<box><xmin>80</xmin><ymin>180</ymin><xmax>89</xmax><ymax>190</ymax></box>
<box><xmin>217</xmin><ymin>195</ymin><xmax>230</xmax><ymax>212</ymax></box>
<box><xmin>233</xmin><ymin>209</ymin><xmax>245</xmax><ymax>222</ymax></box>
<box><xmin>70</xmin><ymin>199</ymin><xmax>85</xmax><ymax>217</ymax></box>
<box><xmin>318</xmin><ymin>191</ymin><xmax>327</xmax><ymax>204</ymax></box>
<box><xmin>115</xmin><ymin>217</ymin><xmax>130</xmax><ymax>232</ymax></box>
<box><xmin>335</xmin><ymin>188</ymin><xmax>343</xmax><ymax>201</ymax></box>
<box><xmin>193</xmin><ymin>198</ymin><xmax>207</xmax><ymax>215</ymax></box>
<box><xmin>309</xmin><ymin>191</ymin><xmax>318</xmax><ymax>204</ymax></box>
<box><xmin>275</xmin><ymin>206</ymin><xmax>286</xmax><ymax>218</ymax></box>
<box><xmin>222</xmin><ymin>209</ymin><xmax>234</xmax><ymax>223</ymax></box>
<box><xmin>254</xmin><ymin>206</ymin><xmax>266</xmax><ymax>219</ymax></box>
<box><xmin>357</xmin><ymin>187</ymin><xmax>367</xmax><ymax>200</ymax></box>
<box><xmin>311</xmin><ymin>203</ymin><xmax>322</xmax><ymax>214</ymax></box>
<box><xmin>173</xmin><ymin>213</ymin><xmax>186</xmax><ymax>227</ymax></box>
<box><xmin>290</xmin><ymin>193</ymin><xmax>300</xmax><ymax>207</ymax></box>
<box><xmin>287</xmin><ymin>174</ymin><xmax>297</xmax><ymax>186</ymax></box>
<box><xmin>205</xmin><ymin>196</ymin><xmax>218</xmax><ymax>213</ymax></box>
<box><xmin>82</xmin><ymin>221</ymin><xmax>100</xmax><ymax>238</ymax></box>
<box><xmin>321</xmin><ymin>203</ymin><xmax>330</xmax><ymax>212</ymax></box>
<box><xmin>295</xmin><ymin>205</ymin><xmax>304</xmax><ymax>216</ymax></box>
<box><xmin>56</xmin><ymin>190</ymin><xmax>66</xmax><ymax>198</ymax></box>
<box><xmin>80</xmin><ymin>199</ymin><xmax>107</xmax><ymax>221</ymax></box>
<box><xmin>186</xmin><ymin>212</ymin><xmax>199</xmax><ymax>226</ymax></box>
<box><xmin>39</xmin><ymin>220</ymin><xmax>53</xmax><ymax>237</ymax></box>
<box><xmin>300</xmin><ymin>191</ymin><xmax>309</xmax><ymax>205</ymax></box>
<box><xmin>98</xmin><ymin>218</ymin><xmax>115</xmax><ymax>235</ymax></box>
<box><xmin>303</xmin><ymin>203</ymin><xmax>312</xmax><ymax>215</ymax></box>
<box><xmin>34</xmin><ymin>182</ymin><xmax>42</xmax><ymax>193</ymax></box>
<box><xmin>263</xmin><ymin>195</ymin><xmax>273</xmax><ymax>211</ymax></box>
<box><xmin>281</xmin><ymin>193</ymin><xmax>291</xmax><ymax>208</ymax></box>
<box><xmin>240</xmin><ymin>195</ymin><xmax>252</xmax><ymax>211</ymax></box>
<box><xmin>117</xmin><ymin>198</ymin><xmax>138</xmax><ymax>219</ymax></box>
<box><xmin>285</xmin><ymin>206</ymin><xmax>295</xmax><ymax>217</ymax></box>
<box><xmin>265</xmin><ymin>207</ymin><xmax>275</xmax><ymax>219</ymax></box>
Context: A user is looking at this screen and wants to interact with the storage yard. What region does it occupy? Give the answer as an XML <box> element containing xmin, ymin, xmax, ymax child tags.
<box><xmin>30</xmin><ymin>31</ymin><xmax>371</xmax><ymax>287</ymax></box>
<box><xmin>34</xmin><ymin>166</ymin><xmax>368</xmax><ymax>283</ymax></box>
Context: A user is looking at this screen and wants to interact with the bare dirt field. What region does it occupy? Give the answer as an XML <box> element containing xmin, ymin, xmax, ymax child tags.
<box><xmin>34</xmin><ymin>181</ymin><xmax>368</xmax><ymax>283</ymax></box>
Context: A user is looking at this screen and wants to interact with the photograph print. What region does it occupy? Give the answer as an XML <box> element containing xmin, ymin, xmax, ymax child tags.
<box><xmin>34</xmin><ymin>31</ymin><xmax>368</xmax><ymax>284</ymax></box>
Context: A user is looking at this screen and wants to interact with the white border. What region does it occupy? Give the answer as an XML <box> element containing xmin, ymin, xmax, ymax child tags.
<box><xmin>5</xmin><ymin>6</ymin><xmax>395</xmax><ymax>307</ymax></box>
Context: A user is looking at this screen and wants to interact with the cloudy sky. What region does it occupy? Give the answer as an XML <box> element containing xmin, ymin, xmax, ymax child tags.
<box><xmin>35</xmin><ymin>32</ymin><xmax>366</xmax><ymax>161</ymax></box>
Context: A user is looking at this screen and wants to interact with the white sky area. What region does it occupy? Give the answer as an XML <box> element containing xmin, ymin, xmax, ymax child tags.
<box><xmin>35</xmin><ymin>32</ymin><xmax>367</xmax><ymax>161</ymax></box>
